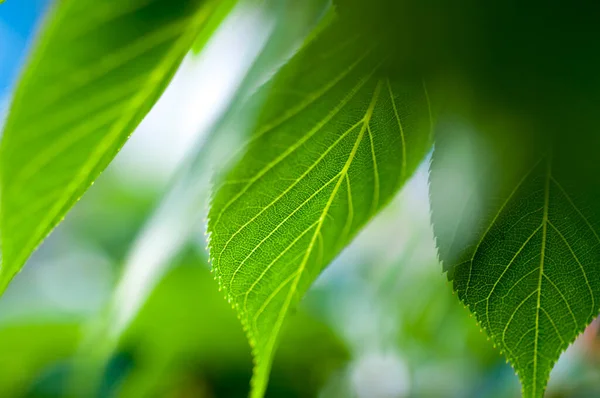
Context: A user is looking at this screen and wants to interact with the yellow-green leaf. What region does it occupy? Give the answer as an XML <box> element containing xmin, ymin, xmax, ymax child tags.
<box><xmin>207</xmin><ymin>16</ymin><xmax>432</xmax><ymax>397</ymax></box>
<box><xmin>0</xmin><ymin>0</ymin><xmax>227</xmax><ymax>291</ymax></box>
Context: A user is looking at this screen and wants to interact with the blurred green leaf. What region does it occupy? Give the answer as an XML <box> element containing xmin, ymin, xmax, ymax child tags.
<box><xmin>0</xmin><ymin>0</ymin><xmax>226</xmax><ymax>292</ymax></box>
<box><xmin>208</xmin><ymin>16</ymin><xmax>432</xmax><ymax>397</ymax></box>
<box><xmin>430</xmin><ymin>122</ymin><xmax>600</xmax><ymax>397</ymax></box>
<box><xmin>190</xmin><ymin>0</ymin><xmax>237</xmax><ymax>54</ymax></box>
<box><xmin>119</xmin><ymin>260</ymin><xmax>348</xmax><ymax>398</ymax></box>
<box><xmin>0</xmin><ymin>260</ymin><xmax>347</xmax><ymax>397</ymax></box>
<box><xmin>0</xmin><ymin>323</ymin><xmax>79</xmax><ymax>397</ymax></box>
<box><xmin>65</xmin><ymin>175</ymin><xmax>159</xmax><ymax>261</ymax></box>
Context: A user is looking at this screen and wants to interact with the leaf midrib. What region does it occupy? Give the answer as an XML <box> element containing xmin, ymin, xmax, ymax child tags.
<box><xmin>532</xmin><ymin>157</ymin><xmax>551</xmax><ymax>397</ymax></box>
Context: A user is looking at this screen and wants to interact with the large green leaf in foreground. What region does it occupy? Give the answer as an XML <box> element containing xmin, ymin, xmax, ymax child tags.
<box><xmin>0</xmin><ymin>0</ymin><xmax>224</xmax><ymax>291</ymax></box>
<box><xmin>208</xmin><ymin>17</ymin><xmax>432</xmax><ymax>397</ymax></box>
<box><xmin>430</xmin><ymin>124</ymin><xmax>600</xmax><ymax>397</ymax></box>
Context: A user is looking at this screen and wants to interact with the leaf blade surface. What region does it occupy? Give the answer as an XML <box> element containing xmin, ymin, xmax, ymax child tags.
<box><xmin>0</xmin><ymin>0</ymin><xmax>222</xmax><ymax>290</ymax></box>
<box><xmin>208</xmin><ymin>17</ymin><xmax>432</xmax><ymax>397</ymax></box>
<box><xmin>430</xmin><ymin>124</ymin><xmax>600</xmax><ymax>397</ymax></box>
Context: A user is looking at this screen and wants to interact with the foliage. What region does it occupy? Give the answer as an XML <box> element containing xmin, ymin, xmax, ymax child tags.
<box><xmin>1</xmin><ymin>0</ymin><xmax>600</xmax><ymax>397</ymax></box>
<box><xmin>430</xmin><ymin>122</ymin><xmax>600</xmax><ymax>397</ymax></box>
<box><xmin>0</xmin><ymin>0</ymin><xmax>225</xmax><ymax>290</ymax></box>
<box><xmin>207</xmin><ymin>17</ymin><xmax>432</xmax><ymax>397</ymax></box>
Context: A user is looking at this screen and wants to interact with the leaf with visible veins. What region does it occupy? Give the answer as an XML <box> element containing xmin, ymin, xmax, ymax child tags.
<box><xmin>430</xmin><ymin>122</ymin><xmax>600</xmax><ymax>397</ymax></box>
<box><xmin>207</xmin><ymin>16</ymin><xmax>432</xmax><ymax>398</ymax></box>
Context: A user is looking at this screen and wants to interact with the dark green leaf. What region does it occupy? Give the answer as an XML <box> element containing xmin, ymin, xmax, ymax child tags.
<box><xmin>207</xmin><ymin>17</ymin><xmax>432</xmax><ymax>397</ymax></box>
<box><xmin>0</xmin><ymin>0</ymin><xmax>224</xmax><ymax>291</ymax></box>
<box><xmin>430</xmin><ymin>121</ymin><xmax>600</xmax><ymax>397</ymax></box>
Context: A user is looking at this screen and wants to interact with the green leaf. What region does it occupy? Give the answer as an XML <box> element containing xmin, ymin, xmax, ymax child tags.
<box><xmin>207</xmin><ymin>17</ymin><xmax>432</xmax><ymax>397</ymax></box>
<box><xmin>430</xmin><ymin>122</ymin><xmax>600</xmax><ymax>397</ymax></box>
<box><xmin>0</xmin><ymin>0</ymin><xmax>221</xmax><ymax>292</ymax></box>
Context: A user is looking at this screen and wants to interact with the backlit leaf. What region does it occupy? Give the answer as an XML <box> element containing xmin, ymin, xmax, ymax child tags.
<box><xmin>207</xmin><ymin>16</ymin><xmax>432</xmax><ymax>397</ymax></box>
<box><xmin>0</xmin><ymin>0</ymin><xmax>226</xmax><ymax>291</ymax></box>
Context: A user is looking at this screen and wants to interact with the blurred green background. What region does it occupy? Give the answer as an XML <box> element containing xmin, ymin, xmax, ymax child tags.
<box><xmin>1</xmin><ymin>1</ymin><xmax>599</xmax><ymax>397</ymax></box>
